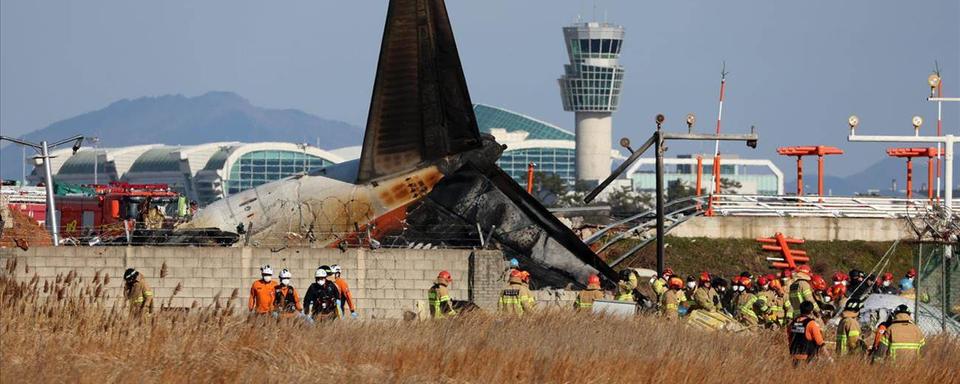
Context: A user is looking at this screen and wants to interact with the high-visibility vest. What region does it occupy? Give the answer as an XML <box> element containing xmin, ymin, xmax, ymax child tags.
<box><xmin>428</xmin><ymin>285</ymin><xmax>454</xmax><ymax>319</ymax></box>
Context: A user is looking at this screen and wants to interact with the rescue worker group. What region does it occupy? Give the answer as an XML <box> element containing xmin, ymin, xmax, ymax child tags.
<box><xmin>120</xmin><ymin>258</ymin><xmax>925</xmax><ymax>364</ymax></box>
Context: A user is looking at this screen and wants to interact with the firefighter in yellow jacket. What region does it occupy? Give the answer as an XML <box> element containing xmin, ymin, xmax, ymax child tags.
<box><xmin>651</xmin><ymin>267</ymin><xmax>674</xmax><ymax>303</ymax></box>
<box><xmin>428</xmin><ymin>271</ymin><xmax>457</xmax><ymax>319</ymax></box>
<box><xmin>836</xmin><ymin>301</ymin><xmax>863</xmax><ymax>356</ymax></box>
<box><xmin>499</xmin><ymin>269</ymin><xmax>535</xmax><ymax>315</ymax></box>
<box><xmin>789</xmin><ymin>265</ymin><xmax>820</xmax><ymax>317</ymax></box>
<box><xmin>660</xmin><ymin>277</ymin><xmax>686</xmax><ymax>321</ymax></box>
<box><xmin>123</xmin><ymin>268</ymin><xmax>153</xmax><ymax>315</ymax></box>
<box><xmin>575</xmin><ymin>274</ymin><xmax>604</xmax><ymax>310</ymax></box>
<box><xmin>875</xmin><ymin>305</ymin><xmax>925</xmax><ymax>361</ymax></box>
<box><xmin>615</xmin><ymin>269</ymin><xmax>637</xmax><ymax>302</ymax></box>
<box><xmin>692</xmin><ymin>272</ymin><xmax>720</xmax><ymax>312</ymax></box>
<box><xmin>736</xmin><ymin>277</ymin><xmax>767</xmax><ymax>326</ymax></box>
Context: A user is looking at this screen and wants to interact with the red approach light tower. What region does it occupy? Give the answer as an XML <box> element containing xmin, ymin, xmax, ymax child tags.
<box><xmin>886</xmin><ymin>147</ymin><xmax>940</xmax><ymax>200</ymax></box>
<box><xmin>777</xmin><ymin>146</ymin><xmax>844</xmax><ymax>198</ymax></box>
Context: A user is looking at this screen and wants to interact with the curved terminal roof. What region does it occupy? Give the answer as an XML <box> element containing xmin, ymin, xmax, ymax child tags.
<box><xmin>474</xmin><ymin>104</ymin><xmax>574</xmax><ymax>141</ymax></box>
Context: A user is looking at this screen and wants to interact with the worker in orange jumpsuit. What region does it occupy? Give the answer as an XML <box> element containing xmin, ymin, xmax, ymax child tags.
<box><xmin>249</xmin><ymin>265</ymin><xmax>278</xmax><ymax>315</ymax></box>
<box><xmin>273</xmin><ymin>269</ymin><xmax>302</xmax><ymax>318</ymax></box>
<box><xmin>788</xmin><ymin>301</ymin><xmax>826</xmax><ymax>365</ymax></box>
<box><xmin>330</xmin><ymin>264</ymin><xmax>358</xmax><ymax>319</ymax></box>
<box><xmin>574</xmin><ymin>274</ymin><xmax>604</xmax><ymax>310</ymax></box>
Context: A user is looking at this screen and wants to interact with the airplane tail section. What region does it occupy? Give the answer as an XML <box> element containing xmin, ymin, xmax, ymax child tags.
<box><xmin>357</xmin><ymin>0</ymin><xmax>483</xmax><ymax>183</ymax></box>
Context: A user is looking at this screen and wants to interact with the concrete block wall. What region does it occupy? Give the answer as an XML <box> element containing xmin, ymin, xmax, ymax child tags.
<box><xmin>0</xmin><ymin>247</ymin><xmax>505</xmax><ymax>319</ymax></box>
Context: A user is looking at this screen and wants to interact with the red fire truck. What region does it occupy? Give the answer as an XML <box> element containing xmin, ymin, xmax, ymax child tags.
<box><xmin>56</xmin><ymin>182</ymin><xmax>182</xmax><ymax>240</ymax></box>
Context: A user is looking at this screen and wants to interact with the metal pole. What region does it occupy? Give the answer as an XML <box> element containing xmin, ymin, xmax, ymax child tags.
<box><xmin>796</xmin><ymin>156</ymin><xmax>803</xmax><ymax>196</ymax></box>
<box><xmin>41</xmin><ymin>141</ymin><xmax>60</xmax><ymax>246</ymax></box>
<box><xmin>944</xmin><ymin>136</ymin><xmax>954</xmax><ymax>333</ymax></box>
<box><xmin>916</xmin><ymin>242</ymin><xmax>922</xmax><ymax>323</ymax></box>
<box><xmin>906</xmin><ymin>158</ymin><xmax>913</xmax><ymax>199</ymax></box>
<box><xmin>21</xmin><ymin>147</ymin><xmax>26</xmax><ymax>185</ymax></box>
<box><xmin>936</xmin><ymin>81</ymin><xmax>942</xmax><ymax>200</ymax></box>
<box><xmin>655</xmin><ymin>130</ymin><xmax>665</xmax><ymax>276</ymax></box>
<box><xmin>818</xmin><ymin>154</ymin><xmax>824</xmax><ymax>198</ymax></box>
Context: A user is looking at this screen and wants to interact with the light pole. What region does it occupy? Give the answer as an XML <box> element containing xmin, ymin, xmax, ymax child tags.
<box><xmin>0</xmin><ymin>134</ymin><xmax>85</xmax><ymax>246</ymax></box>
<box><xmin>90</xmin><ymin>137</ymin><xmax>101</xmax><ymax>185</ymax></box>
<box><xmin>585</xmin><ymin>114</ymin><xmax>759</xmax><ymax>275</ymax></box>
<box><xmin>847</xmin><ymin>114</ymin><xmax>956</xmax><ymax>330</ymax></box>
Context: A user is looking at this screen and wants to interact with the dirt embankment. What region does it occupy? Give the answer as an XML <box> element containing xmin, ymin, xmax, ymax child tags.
<box><xmin>611</xmin><ymin>236</ymin><xmax>916</xmax><ymax>279</ymax></box>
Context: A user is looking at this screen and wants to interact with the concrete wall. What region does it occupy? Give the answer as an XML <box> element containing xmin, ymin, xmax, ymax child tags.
<box><xmin>0</xmin><ymin>247</ymin><xmax>506</xmax><ymax>319</ymax></box>
<box><xmin>671</xmin><ymin>216</ymin><xmax>913</xmax><ymax>241</ymax></box>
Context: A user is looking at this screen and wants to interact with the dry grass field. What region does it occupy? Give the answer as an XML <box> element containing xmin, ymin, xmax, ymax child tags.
<box><xmin>1</xmin><ymin>262</ymin><xmax>958</xmax><ymax>383</ymax></box>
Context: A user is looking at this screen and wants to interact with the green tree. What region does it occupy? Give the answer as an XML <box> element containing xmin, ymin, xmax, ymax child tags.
<box><xmin>606</xmin><ymin>186</ymin><xmax>652</xmax><ymax>215</ymax></box>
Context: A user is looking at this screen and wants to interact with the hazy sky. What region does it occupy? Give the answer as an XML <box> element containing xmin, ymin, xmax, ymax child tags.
<box><xmin>1</xmin><ymin>0</ymin><xmax>957</xmax><ymax>177</ymax></box>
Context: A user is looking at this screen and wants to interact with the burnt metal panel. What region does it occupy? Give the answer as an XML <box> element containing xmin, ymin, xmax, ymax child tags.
<box><xmin>357</xmin><ymin>0</ymin><xmax>482</xmax><ymax>183</ymax></box>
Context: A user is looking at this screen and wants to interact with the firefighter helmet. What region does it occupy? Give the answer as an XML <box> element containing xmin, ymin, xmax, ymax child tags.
<box><xmin>438</xmin><ymin>270</ymin><xmax>453</xmax><ymax>281</ymax></box>
<box><xmin>587</xmin><ymin>274</ymin><xmax>600</xmax><ymax>285</ymax></box>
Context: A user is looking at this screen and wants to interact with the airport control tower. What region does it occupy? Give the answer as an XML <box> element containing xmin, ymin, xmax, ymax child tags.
<box><xmin>558</xmin><ymin>21</ymin><xmax>625</xmax><ymax>185</ymax></box>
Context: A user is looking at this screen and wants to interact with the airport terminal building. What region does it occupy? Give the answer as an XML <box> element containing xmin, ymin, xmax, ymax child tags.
<box><xmin>31</xmin><ymin>142</ymin><xmax>347</xmax><ymax>205</ymax></box>
<box><xmin>28</xmin><ymin>104</ymin><xmax>623</xmax><ymax>205</ymax></box>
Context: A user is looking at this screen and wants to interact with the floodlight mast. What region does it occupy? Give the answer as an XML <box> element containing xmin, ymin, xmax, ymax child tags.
<box><xmin>847</xmin><ymin>111</ymin><xmax>956</xmax><ymax>332</ymax></box>
<box><xmin>0</xmin><ymin>134</ymin><xmax>86</xmax><ymax>246</ymax></box>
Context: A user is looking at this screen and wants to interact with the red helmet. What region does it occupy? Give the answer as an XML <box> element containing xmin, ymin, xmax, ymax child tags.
<box><xmin>668</xmin><ymin>277</ymin><xmax>684</xmax><ymax>289</ymax></box>
<box><xmin>811</xmin><ymin>274</ymin><xmax>827</xmax><ymax>291</ymax></box>
<box><xmin>765</xmin><ymin>274</ymin><xmax>776</xmax><ymax>282</ymax></box>
<box><xmin>587</xmin><ymin>274</ymin><xmax>600</xmax><ymax>285</ymax></box>
<box><xmin>797</xmin><ymin>265</ymin><xmax>812</xmax><ymax>274</ymax></box>
<box><xmin>882</xmin><ymin>272</ymin><xmax>894</xmax><ymax>281</ymax></box>
<box><xmin>832</xmin><ymin>271</ymin><xmax>846</xmax><ymax>282</ymax></box>
<box><xmin>907</xmin><ymin>268</ymin><xmax>917</xmax><ymax>278</ymax></box>
<box><xmin>520</xmin><ymin>271</ymin><xmax>531</xmax><ymax>282</ymax></box>
<box><xmin>757</xmin><ymin>276</ymin><xmax>769</xmax><ymax>286</ymax></box>
<box><xmin>781</xmin><ymin>269</ymin><xmax>793</xmax><ymax>278</ymax></box>
<box><xmin>438</xmin><ymin>270</ymin><xmax>452</xmax><ymax>281</ymax></box>
<box><xmin>699</xmin><ymin>272</ymin><xmax>711</xmax><ymax>283</ymax></box>
<box><xmin>740</xmin><ymin>277</ymin><xmax>753</xmax><ymax>288</ymax></box>
<box><xmin>510</xmin><ymin>269</ymin><xmax>523</xmax><ymax>279</ymax></box>
<box><xmin>663</xmin><ymin>267</ymin><xmax>674</xmax><ymax>277</ymax></box>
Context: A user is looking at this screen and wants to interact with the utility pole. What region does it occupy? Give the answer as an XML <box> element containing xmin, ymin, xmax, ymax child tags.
<box><xmin>0</xmin><ymin>135</ymin><xmax>86</xmax><ymax>246</ymax></box>
<box><xmin>585</xmin><ymin>114</ymin><xmax>758</xmax><ymax>276</ymax></box>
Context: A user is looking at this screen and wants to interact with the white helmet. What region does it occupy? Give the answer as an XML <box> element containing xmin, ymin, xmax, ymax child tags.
<box><xmin>315</xmin><ymin>268</ymin><xmax>328</xmax><ymax>278</ymax></box>
<box><xmin>331</xmin><ymin>264</ymin><xmax>342</xmax><ymax>274</ymax></box>
<box><xmin>260</xmin><ymin>265</ymin><xmax>273</xmax><ymax>276</ymax></box>
<box><xmin>279</xmin><ymin>269</ymin><xmax>292</xmax><ymax>279</ymax></box>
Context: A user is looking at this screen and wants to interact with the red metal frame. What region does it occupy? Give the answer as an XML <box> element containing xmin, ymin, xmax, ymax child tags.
<box><xmin>886</xmin><ymin>147</ymin><xmax>939</xmax><ymax>200</ymax></box>
<box><xmin>526</xmin><ymin>162</ymin><xmax>535</xmax><ymax>194</ymax></box>
<box><xmin>776</xmin><ymin>146</ymin><xmax>844</xmax><ymax>198</ymax></box>
<box><xmin>757</xmin><ymin>232</ymin><xmax>809</xmax><ymax>270</ymax></box>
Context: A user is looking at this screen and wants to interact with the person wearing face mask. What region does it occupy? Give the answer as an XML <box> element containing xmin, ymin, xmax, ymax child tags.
<box><xmin>830</xmin><ymin>272</ymin><xmax>849</xmax><ymax>308</ymax></box>
<box><xmin>713</xmin><ymin>277</ymin><xmax>734</xmax><ymax>314</ymax></box>
<box><xmin>249</xmin><ymin>265</ymin><xmax>278</xmax><ymax>315</ymax></box>
<box><xmin>272</xmin><ymin>269</ymin><xmax>302</xmax><ymax>318</ymax></box>
<box><xmin>729</xmin><ymin>276</ymin><xmax>744</xmax><ymax>317</ymax></box>
<box><xmin>877</xmin><ymin>272</ymin><xmax>899</xmax><ymax>295</ymax></box>
<box><xmin>768</xmin><ymin>278</ymin><xmax>788</xmax><ymax>326</ymax></box>
<box><xmin>683</xmin><ymin>276</ymin><xmax>698</xmax><ymax>311</ymax></box>
<box><xmin>304</xmin><ymin>267</ymin><xmax>342</xmax><ymax>321</ymax></box>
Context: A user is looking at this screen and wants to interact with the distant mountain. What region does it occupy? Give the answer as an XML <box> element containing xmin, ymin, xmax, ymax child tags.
<box><xmin>0</xmin><ymin>91</ymin><xmax>363</xmax><ymax>179</ymax></box>
<box><xmin>785</xmin><ymin>156</ymin><xmax>959</xmax><ymax>197</ymax></box>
